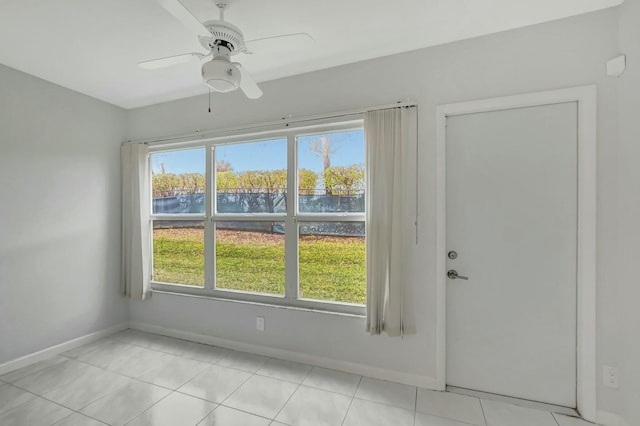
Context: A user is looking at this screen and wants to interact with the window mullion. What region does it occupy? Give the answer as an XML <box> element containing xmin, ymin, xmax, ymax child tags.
<box><xmin>204</xmin><ymin>144</ymin><xmax>215</xmax><ymax>290</ymax></box>
<box><xmin>284</xmin><ymin>134</ymin><xmax>299</xmax><ymax>301</ymax></box>
<box><xmin>149</xmin><ymin>219</ymin><xmax>154</xmax><ymax>283</ymax></box>
<box><xmin>296</xmin><ymin>213</ymin><xmax>366</xmax><ymax>222</ymax></box>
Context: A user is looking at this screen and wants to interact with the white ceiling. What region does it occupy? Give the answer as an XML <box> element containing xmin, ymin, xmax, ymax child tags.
<box><xmin>0</xmin><ymin>0</ymin><xmax>622</xmax><ymax>109</ymax></box>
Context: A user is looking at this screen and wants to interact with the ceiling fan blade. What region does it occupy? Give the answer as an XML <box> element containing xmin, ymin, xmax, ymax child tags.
<box><xmin>243</xmin><ymin>32</ymin><xmax>314</xmax><ymax>54</ymax></box>
<box><xmin>235</xmin><ymin>63</ymin><xmax>263</xmax><ymax>99</ymax></box>
<box><xmin>138</xmin><ymin>52</ymin><xmax>204</xmax><ymax>69</ymax></box>
<box><xmin>158</xmin><ymin>0</ymin><xmax>210</xmax><ymax>39</ymax></box>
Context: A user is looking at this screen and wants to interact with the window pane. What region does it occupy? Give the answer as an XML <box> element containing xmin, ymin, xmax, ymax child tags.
<box><xmin>151</xmin><ymin>148</ymin><xmax>206</xmax><ymax>214</ymax></box>
<box><xmin>153</xmin><ymin>220</ymin><xmax>204</xmax><ymax>286</ymax></box>
<box><xmin>215</xmin><ymin>221</ymin><xmax>285</xmax><ymax>296</ymax></box>
<box><xmin>297</xmin><ymin>130</ymin><xmax>365</xmax><ymax>213</ymax></box>
<box><xmin>298</xmin><ymin>222</ymin><xmax>365</xmax><ymax>304</ymax></box>
<box><xmin>216</xmin><ymin>139</ymin><xmax>287</xmax><ymax>213</ymax></box>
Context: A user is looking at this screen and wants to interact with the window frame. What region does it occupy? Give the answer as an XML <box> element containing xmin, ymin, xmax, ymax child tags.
<box><xmin>149</xmin><ymin>118</ymin><xmax>366</xmax><ymax>315</ymax></box>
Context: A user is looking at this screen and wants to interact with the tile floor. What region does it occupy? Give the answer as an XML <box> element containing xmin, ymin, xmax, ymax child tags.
<box><xmin>0</xmin><ymin>329</ymin><xmax>594</xmax><ymax>426</ymax></box>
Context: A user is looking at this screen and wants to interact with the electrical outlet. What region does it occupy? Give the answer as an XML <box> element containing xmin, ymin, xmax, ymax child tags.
<box><xmin>256</xmin><ymin>316</ymin><xmax>265</xmax><ymax>331</ymax></box>
<box><xmin>603</xmin><ymin>365</ymin><xmax>619</xmax><ymax>389</ymax></box>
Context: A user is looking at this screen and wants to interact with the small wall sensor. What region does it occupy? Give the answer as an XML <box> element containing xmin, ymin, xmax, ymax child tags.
<box><xmin>606</xmin><ymin>55</ymin><xmax>626</xmax><ymax>78</ymax></box>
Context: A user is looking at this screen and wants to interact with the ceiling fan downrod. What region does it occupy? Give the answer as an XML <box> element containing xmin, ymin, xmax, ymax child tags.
<box><xmin>216</xmin><ymin>2</ymin><xmax>227</xmax><ymax>21</ymax></box>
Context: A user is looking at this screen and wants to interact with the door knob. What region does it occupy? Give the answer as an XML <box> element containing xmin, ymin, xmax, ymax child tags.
<box><xmin>447</xmin><ymin>270</ymin><xmax>469</xmax><ymax>280</ymax></box>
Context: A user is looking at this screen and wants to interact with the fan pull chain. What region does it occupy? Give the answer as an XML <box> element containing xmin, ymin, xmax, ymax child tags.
<box><xmin>208</xmin><ymin>88</ymin><xmax>211</xmax><ymax>113</ymax></box>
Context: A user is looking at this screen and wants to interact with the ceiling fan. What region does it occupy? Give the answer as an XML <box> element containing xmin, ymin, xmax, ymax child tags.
<box><xmin>139</xmin><ymin>0</ymin><xmax>313</xmax><ymax>99</ymax></box>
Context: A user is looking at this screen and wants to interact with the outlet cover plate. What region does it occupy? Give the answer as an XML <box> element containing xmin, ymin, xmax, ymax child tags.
<box><xmin>256</xmin><ymin>316</ymin><xmax>265</xmax><ymax>331</ymax></box>
<box><xmin>603</xmin><ymin>365</ymin><xmax>619</xmax><ymax>389</ymax></box>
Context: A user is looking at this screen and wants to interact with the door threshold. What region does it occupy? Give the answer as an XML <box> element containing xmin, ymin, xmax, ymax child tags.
<box><xmin>446</xmin><ymin>386</ymin><xmax>579</xmax><ymax>418</ymax></box>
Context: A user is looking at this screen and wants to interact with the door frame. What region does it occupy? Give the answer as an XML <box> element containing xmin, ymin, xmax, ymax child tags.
<box><xmin>434</xmin><ymin>86</ymin><xmax>597</xmax><ymax>421</ymax></box>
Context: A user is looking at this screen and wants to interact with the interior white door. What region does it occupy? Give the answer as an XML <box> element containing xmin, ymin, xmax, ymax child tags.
<box><xmin>446</xmin><ymin>102</ymin><xmax>578</xmax><ymax>407</ymax></box>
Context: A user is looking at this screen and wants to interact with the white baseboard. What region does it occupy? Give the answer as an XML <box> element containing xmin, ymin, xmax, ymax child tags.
<box><xmin>129</xmin><ymin>321</ymin><xmax>439</xmax><ymax>389</ymax></box>
<box><xmin>0</xmin><ymin>322</ymin><xmax>129</xmax><ymax>376</ymax></box>
<box><xmin>597</xmin><ymin>411</ymin><xmax>629</xmax><ymax>426</ymax></box>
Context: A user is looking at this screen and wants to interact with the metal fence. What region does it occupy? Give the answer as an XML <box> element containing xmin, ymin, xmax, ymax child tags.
<box><xmin>152</xmin><ymin>193</ymin><xmax>365</xmax><ymax>214</ymax></box>
<box><xmin>152</xmin><ymin>193</ymin><xmax>365</xmax><ymax>237</ymax></box>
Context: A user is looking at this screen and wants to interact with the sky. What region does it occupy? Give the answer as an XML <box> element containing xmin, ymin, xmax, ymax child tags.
<box><xmin>150</xmin><ymin>130</ymin><xmax>364</xmax><ymax>175</ymax></box>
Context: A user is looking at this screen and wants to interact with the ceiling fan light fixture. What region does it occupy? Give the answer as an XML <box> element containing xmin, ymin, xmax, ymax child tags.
<box><xmin>202</xmin><ymin>58</ymin><xmax>240</xmax><ymax>92</ymax></box>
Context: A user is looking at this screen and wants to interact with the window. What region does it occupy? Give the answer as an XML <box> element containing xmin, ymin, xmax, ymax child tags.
<box><xmin>151</xmin><ymin>148</ymin><xmax>205</xmax><ymax>288</ymax></box>
<box><xmin>298</xmin><ymin>222</ymin><xmax>365</xmax><ymax>304</ymax></box>
<box><xmin>296</xmin><ymin>130</ymin><xmax>365</xmax><ymax>305</ymax></box>
<box><xmin>149</xmin><ymin>121</ymin><xmax>365</xmax><ymax>313</ymax></box>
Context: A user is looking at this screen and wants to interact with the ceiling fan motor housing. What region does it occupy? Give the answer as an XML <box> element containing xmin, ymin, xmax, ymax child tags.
<box><xmin>200</xmin><ymin>20</ymin><xmax>245</xmax><ymax>53</ymax></box>
<box><xmin>202</xmin><ymin>57</ymin><xmax>240</xmax><ymax>92</ymax></box>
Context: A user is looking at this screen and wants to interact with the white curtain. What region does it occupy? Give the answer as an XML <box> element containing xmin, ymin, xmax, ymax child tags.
<box><xmin>365</xmin><ymin>107</ymin><xmax>416</xmax><ymax>336</ymax></box>
<box><xmin>121</xmin><ymin>143</ymin><xmax>151</xmax><ymax>300</ymax></box>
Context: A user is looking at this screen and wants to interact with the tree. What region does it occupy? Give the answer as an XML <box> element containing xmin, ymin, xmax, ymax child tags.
<box><xmin>216</xmin><ymin>171</ymin><xmax>237</xmax><ymax>193</ymax></box>
<box><xmin>152</xmin><ymin>172</ymin><xmax>206</xmax><ymax>197</ymax></box>
<box><xmin>237</xmin><ymin>170</ymin><xmax>287</xmax><ymax>193</ymax></box>
<box><xmin>298</xmin><ymin>169</ymin><xmax>318</xmax><ymax>195</ymax></box>
<box><xmin>216</xmin><ymin>160</ymin><xmax>233</xmax><ymax>172</ymax></box>
<box><xmin>178</xmin><ymin>173</ymin><xmax>205</xmax><ymax>194</ymax></box>
<box><xmin>152</xmin><ymin>173</ymin><xmax>179</xmax><ymax>197</ymax></box>
<box><xmin>310</xmin><ymin>136</ymin><xmax>334</xmax><ymax>194</ymax></box>
<box><xmin>309</xmin><ymin>134</ymin><xmax>354</xmax><ymax>194</ymax></box>
<box><xmin>237</xmin><ymin>170</ymin><xmax>287</xmax><ymax>212</ymax></box>
<box><xmin>323</xmin><ymin>164</ymin><xmax>365</xmax><ymax>196</ymax></box>
<box><xmin>309</xmin><ymin>136</ymin><xmax>333</xmax><ymax>171</ymax></box>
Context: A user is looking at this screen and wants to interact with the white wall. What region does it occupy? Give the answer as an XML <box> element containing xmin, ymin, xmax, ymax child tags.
<box><xmin>128</xmin><ymin>6</ymin><xmax>624</xmax><ymax>400</ymax></box>
<box><xmin>615</xmin><ymin>0</ymin><xmax>640</xmax><ymax>424</ymax></box>
<box><xmin>0</xmin><ymin>5</ymin><xmax>635</xmax><ymax>421</ymax></box>
<box><xmin>0</xmin><ymin>64</ymin><xmax>129</xmax><ymax>364</ymax></box>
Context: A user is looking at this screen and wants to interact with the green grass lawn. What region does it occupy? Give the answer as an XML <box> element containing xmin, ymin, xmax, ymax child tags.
<box><xmin>153</xmin><ymin>227</ymin><xmax>366</xmax><ymax>304</ymax></box>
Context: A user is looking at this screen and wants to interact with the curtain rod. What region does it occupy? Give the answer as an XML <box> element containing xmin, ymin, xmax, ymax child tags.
<box><xmin>124</xmin><ymin>100</ymin><xmax>417</xmax><ymax>146</ymax></box>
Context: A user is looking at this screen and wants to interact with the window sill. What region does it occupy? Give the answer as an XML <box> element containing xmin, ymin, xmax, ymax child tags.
<box><xmin>149</xmin><ymin>283</ymin><xmax>366</xmax><ymax>318</ymax></box>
